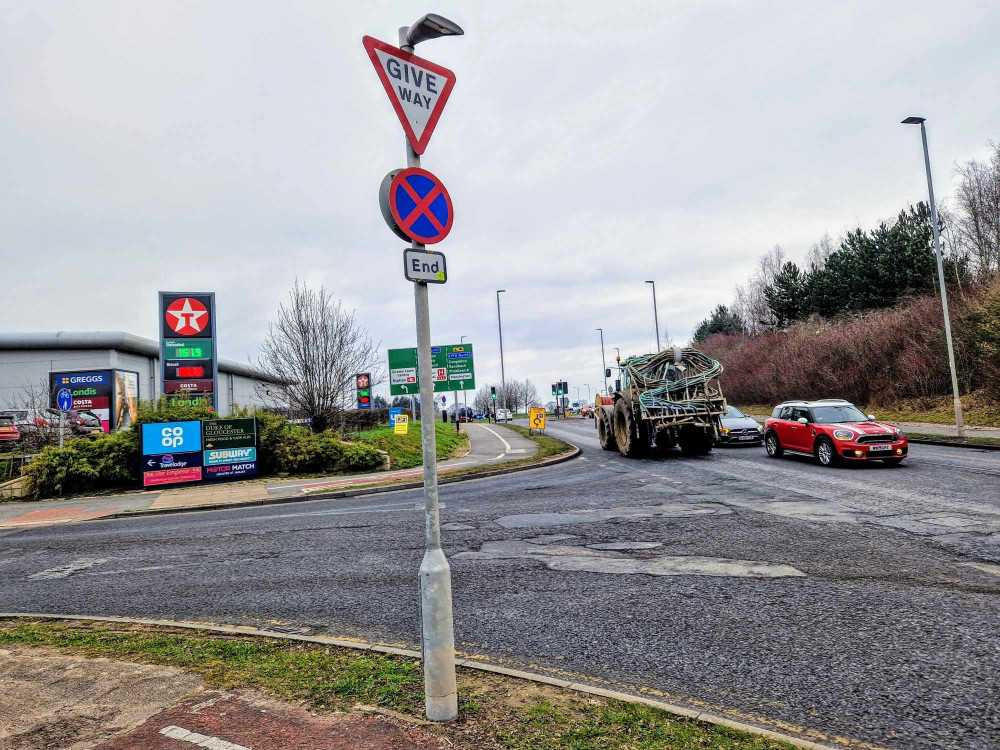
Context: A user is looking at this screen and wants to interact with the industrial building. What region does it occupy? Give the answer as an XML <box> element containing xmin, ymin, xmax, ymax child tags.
<box><xmin>0</xmin><ymin>332</ymin><xmax>284</xmax><ymax>416</ymax></box>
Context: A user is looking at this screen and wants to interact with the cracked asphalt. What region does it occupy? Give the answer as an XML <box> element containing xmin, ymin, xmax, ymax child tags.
<box><xmin>2</xmin><ymin>419</ymin><xmax>999</xmax><ymax>749</ymax></box>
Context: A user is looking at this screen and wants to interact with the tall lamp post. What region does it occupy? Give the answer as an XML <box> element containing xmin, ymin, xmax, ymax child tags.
<box><xmin>645</xmin><ymin>280</ymin><xmax>661</xmax><ymax>352</ymax></box>
<box><xmin>459</xmin><ymin>335</ymin><xmax>468</xmax><ymax>408</ymax></box>
<box><xmin>595</xmin><ymin>327</ymin><xmax>608</xmax><ymax>395</ymax></box>
<box><xmin>496</xmin><ymin>289</ymin><xmax>506</xmax><ymax>410</ymax></box>
<box><xmin>396</xmin><ymin>12</ymin><xmax>464</xmax><ymax>722</ymax></box>
<box><xmin>901</xmin><ymin>116</ymin><xmax>965</xmax><ymax>438</ymax></box>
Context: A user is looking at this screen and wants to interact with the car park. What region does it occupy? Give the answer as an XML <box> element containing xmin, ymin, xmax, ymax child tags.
<box><xmin>716</xmin><ymin>405</ymin><xmax>763</xmax><ymax>445</ymax></box>
<box><xmin>764</xmin><ymin>399</ymin><xmax>908</xmax><ymax>466</ymax></box>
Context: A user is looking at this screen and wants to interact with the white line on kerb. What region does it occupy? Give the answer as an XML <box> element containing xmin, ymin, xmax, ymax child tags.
<box><xmin>479</xmin><ymin>424</ymin><xmax>512</xmax><ymax>452</ymax></box>
<box><xmin>159</xmin><ymin>725</ymin><xmax>250</xmax><ymax>750</ymax></box>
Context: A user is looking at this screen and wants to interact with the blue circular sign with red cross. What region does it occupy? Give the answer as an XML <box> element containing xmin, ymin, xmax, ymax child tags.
<box><xmin>387</xmin><ymin>167</ymin><xmax>454</xmax><ymax>245</ymax></box>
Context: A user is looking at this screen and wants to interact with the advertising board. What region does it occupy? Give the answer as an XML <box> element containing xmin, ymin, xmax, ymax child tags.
<box><xmin>159</xmin><ymin>291</ymin><xmax>218</xmax><ymax>410</ymax></box>
<box><xmin>201</xmin><ymin>417</ymin><xmax>257</xmax><ymax>483</ymax></box>
<box><xmin>140</xmin><ymin>420</ymin><xmax>203</xmax><ymax>487</ymax></box>
<box><xmin>49</xmin><ymin>369</ymin><xmax>140</xmax><ymax>433</ymax></box>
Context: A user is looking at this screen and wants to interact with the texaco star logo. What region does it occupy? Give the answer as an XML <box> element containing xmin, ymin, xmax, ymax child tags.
<box><xmin>165</xmin><ymin>297</ymin><xmax>209</xmax><ymax>336</ymax></box>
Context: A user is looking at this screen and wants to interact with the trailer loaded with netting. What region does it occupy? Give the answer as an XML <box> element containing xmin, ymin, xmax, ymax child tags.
<box><xmin>595</xmin><ymin>348</ymin><xmax>726</xmax><ymax>457</ymax></box>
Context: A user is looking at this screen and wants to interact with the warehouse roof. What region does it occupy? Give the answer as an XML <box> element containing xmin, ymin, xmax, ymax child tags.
<box><xmin>0</xmin><ymin>331</ymin><xmax>285</xmax><ymax>385</ymax></box>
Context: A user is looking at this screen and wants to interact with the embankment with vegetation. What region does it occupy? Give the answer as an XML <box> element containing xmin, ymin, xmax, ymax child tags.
<box><xmin>701</xmin><ymin>279</ymin><xmax>1000</xmax><ymax>416</ymax></box>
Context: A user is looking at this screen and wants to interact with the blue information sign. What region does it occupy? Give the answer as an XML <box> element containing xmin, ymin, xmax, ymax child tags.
<box><xmin>141</xmin><ymin>421</ymin><xmax>203</xmax><ymax>456</ymax></box>
<box><xmin>56</xmin><ymin>388</ymin><xmax>73</xmax><ymax>412</ymax></box>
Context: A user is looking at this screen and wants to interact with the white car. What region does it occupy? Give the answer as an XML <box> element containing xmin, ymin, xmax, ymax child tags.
<box><xmin>495</xmin><ymin>408</ymin><xmax>512</xmax><ymax>422</ymax></box>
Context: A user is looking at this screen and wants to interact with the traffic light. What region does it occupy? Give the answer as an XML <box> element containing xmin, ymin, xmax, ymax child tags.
<box><xmin>355</xmin><ymin>373</ymin><xmax>372</xmax><ymax>410</ymax></box>
<box><xmin>561</xmin><ymin>380</ymin><xmax>568</xmax><ymax>395</ymax></box>
<box><xmin>490</xmin><ymin>386</ymin><xmax>497</xmax><ymax>401</ymax></box>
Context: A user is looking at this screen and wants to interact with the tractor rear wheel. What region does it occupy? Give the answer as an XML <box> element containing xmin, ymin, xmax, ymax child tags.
<box><xmin>614</xmin><ymin>399</ymin><xmax>645</xmax><ymax>458</ymax></box>
<box><xmin>597</xmin><ymin>409</ymin><xmax>617</xmax><ymax>451</ymax></box>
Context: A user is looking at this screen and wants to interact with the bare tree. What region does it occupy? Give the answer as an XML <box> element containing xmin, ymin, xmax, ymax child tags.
<box><xmin>258</xmin><ymin>281</ymin><xmax>382</xmax><ymax>432</ymax></box>
<box><xmin>732</xmin><ymin>246</ymin><xmax>785</xmax><ymax>334</ymax></box>
<box><xmin>952</xmin><ymin>142</ymin><xmax>1000</xmax><ymax>280</ymax></box>
<box><xmin>473</xmin><ymin>385</ymin><xmax>492</xmax><ymax>415</ymax></box>
<box><xmin>806</xmin><ymin>233</ymin><xmax>835</xmax><ymax>272</ymax></box>
<box><xmin>520</xmin><ymin>379</ymin><xmax>539</xmax><ymax>412</ymax></box>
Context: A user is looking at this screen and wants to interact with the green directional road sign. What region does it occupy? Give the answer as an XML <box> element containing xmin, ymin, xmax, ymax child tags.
<box><xmin>388</xmin><ymin>344</ymin><xmax>476</xmax><ymax>396</ymax></box>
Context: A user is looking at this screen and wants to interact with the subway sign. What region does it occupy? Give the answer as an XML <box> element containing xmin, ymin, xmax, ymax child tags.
<box><xmin>159</xmin><ymin>292</ymin><xmax>218</xmax><ymax>410</ymax></box>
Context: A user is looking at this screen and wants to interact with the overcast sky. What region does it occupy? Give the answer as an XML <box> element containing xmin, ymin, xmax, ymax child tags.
<box><xmin>2</xmin><ymin>1</ymin><xmax>999</xmax><ymax>404</ymax></box>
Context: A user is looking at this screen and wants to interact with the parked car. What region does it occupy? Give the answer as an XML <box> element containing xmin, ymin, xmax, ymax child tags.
<box><xmin>495</xmin><ymin>408</ymin><xmax>513</xmax><ymax>423</ymax></box>
<box><xmin>716</xmin><ymin>405</ymin><xmax>763</xmax><ymax>445</ymax></box>
<box><xmin>764</xmin><ymin>399</ymin><xmax>908</xmax><ymax>466</ymax></box>
<box><xmin>0</xmin><ymin>415</ymin><xmax>20</xmax><ymax>444</ymax></box>
<box><xmin>473</xmin><ymin>411</ymin><xmax>485</xmax><ymax>421</ymax></box>
<box><xmin>580</xmin><ymin>403</ymin><xmax>595</xmax><ymax>418</ymax></box>
<box><xmin>40</xmin><ymin>408</ymin><xmax>103</xmax><ymax>437</ymax></box>
<box><xmin>450</xmin><ymin>406</ymin><xmax>474</xmax><ymax>423</ymax></box>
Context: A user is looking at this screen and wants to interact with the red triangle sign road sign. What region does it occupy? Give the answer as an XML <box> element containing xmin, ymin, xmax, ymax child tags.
<box><xmin>363</xmin><ymin>35</ymin><xmax>457</xmax><ymax>155</ymax></box>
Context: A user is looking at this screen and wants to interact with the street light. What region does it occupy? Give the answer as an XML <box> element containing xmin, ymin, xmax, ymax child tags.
<box><xmin>397</xmin><ymin>12</ymin><xmax>463</xmax><ymax>723</ymax></box>
<box><xmin>645</xmin><ymin>280</ymin><xmax>661</xmax><ymax>352</ymax></box>
<box><xmin>496</xmin><ymin>289</ymin><xmax>506</xmax><ymax>410</ymax></box>
<box><xmin>901</xmin><ymin>116</ymin><xmax>966</xmax><ymax>438</ymax></box>
<box><xmin>459</xmin><ymin>335</ymin><xmax>467</xmax><ymax>407</ymax></box>
<box><xmin>595</xmin><ymin>327</ymin><xmax>608</xmax><ymax>395</ymax></box>
<box><xmin>402</xmin><ymin>13</ymin><xmax>464</xmax><ymax>47</ymax></box>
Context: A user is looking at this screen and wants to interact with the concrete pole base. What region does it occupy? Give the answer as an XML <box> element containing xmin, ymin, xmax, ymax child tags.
<box><xmin>419</xmin><ymin>547</ymin><xmax>458</xmax><ymax>721</ymax></box>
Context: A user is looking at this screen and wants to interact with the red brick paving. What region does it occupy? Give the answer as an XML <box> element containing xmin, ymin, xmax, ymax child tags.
<box><xmin>1</xmin><ymin>506</ymin><xmax>113</xmax><ymax>527</ymax></box>
<box><xmin>94</xmin><ymin>692</ymin><xmax>447</xmax><ymax>750</ymax></box>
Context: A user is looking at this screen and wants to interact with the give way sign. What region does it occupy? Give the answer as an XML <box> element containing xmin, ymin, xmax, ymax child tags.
<box><xmin>363</xmin><ymin>35</ymin><xmax>456</xmax><ymax>155</ymax></box>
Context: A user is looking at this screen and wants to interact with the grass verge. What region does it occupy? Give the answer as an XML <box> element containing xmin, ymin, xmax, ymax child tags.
<box><xmin>906</xmin><ymin>432</ymin><xmax>1000</xmax><ymax>448</ymax></box>
<box><xmin>504</xmin><ymin>423</ymin><xmax>573</xmax><ymax>460</ymax></box>
<box><xmin>738</xmin><ymin>390</ymin><xmax>1000</xmax><ymax>428</ymax></box>
<box><xmin>355</xmin><ymin>421</ymin><xmax>469</xmax><ymax>469</ymax></box>
<box><xmin>0</xmin><ymin>619</ymin><xmax>791</xmax><ymax>750</ymax></box>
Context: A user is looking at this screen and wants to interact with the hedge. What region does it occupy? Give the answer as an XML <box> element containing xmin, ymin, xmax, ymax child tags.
<box><xmin>21</xmin><ymin>403</ymin><xmax>385</xmax><ymax>500</ymax></box>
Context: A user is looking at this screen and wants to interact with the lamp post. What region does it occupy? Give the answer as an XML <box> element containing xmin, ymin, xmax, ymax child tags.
<box><xmin>595</xmin><ymin>327</ymin><xmax>608</xmax><ymax>395</ymax></box>
<box><xmin>496</xmin><ymin>289</ymin><xmax>506</xmax><ymax>410</ymax></box>
<box><xmin>645</xmin><ymin>280</ymin><xmax>661</xmax><ymax>352</ymax></box>
<box><xmin>396</xmin><ymin>12</ymin><xmax>463</xmax><ymax>722</ymax></box>
<box><xmin>459</xmin><ymin>335</ymin><xmax>468</xmax><ymax>408</ymax></box>
<box><xmin>901</xmin><ymin>116</ymin><xmax>965</xmax><ymax>438</ymax></box>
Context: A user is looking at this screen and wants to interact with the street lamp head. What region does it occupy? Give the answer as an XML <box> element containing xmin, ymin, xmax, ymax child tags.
<box><xmin>644</xmin><ymin>280</ymin><xmax>655</xmax><ymax>284</ymax></box>
<box><xmin>901</xmin><ymin>116</ymin><xmax>926</xmax><ymax>125</ymax></box>
<box><xmin>497</xmin><ymin>288</ymin><xmax>506</xmax><ymax>294</ymax></box>
<box><xmin>405</xmin><ymin>13</ymin><xmax>464</xmax><ymax>47</ymax></box>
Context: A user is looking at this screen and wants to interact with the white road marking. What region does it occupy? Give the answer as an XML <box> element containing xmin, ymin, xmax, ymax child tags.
<box><xmin>159</xmin><ymin>725</ymin><xmax>250</xmax><ymax>750</ymax></box>
<box><xmin>960</xmin><ymin>562</ymin><xmax>1000</xmax><ymax>577</ymax></box>
<box><xmin>29</xmin><ymin>558</ymin><xmax>109</xmax><ymax>580</ymax></box>
<box><xmin>479</xmin><ymin>424</ymin><xmax>513</xmax><ymax>452</ymax></box>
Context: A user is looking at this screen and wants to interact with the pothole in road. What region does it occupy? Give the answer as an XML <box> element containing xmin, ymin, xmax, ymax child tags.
<box><xmin>587</xmin><ymin>542</ymin><xmax>662</xmax><ymax>551</ymax></box>
<box><xmin>453</xmin><ymin>541</ymin><xmax>804</xmax><ymax>578</ymax></box>
<box><xmin>493</xmin><ymin>502</ymin><xmax>731</xmax><ymax>529</ymax></box>
<box><xmin>29</xmin><ymin>557</ymin><xmax>110</xmax><ymax>580</ymax></box>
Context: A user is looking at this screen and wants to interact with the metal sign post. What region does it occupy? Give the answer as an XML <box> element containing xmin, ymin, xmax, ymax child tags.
<box><xmin>366</xmin><ymin>17</ymin><xmax>462</xmax><ymax>723</ymax></box>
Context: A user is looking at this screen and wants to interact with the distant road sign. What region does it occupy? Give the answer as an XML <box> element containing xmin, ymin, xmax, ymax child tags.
<box><xmin>529</xmin><ymin>407</ymin><xmax>546</xmax><ymax>431</ymax></box>
<box><xmin>388</xmin><ymin>345</ymin><xmax>475</xmax><ymax>396</ymax></box>
<box><xmin>404</xmin><ymin>248</ymin><xmax>447</xmax><ymax>283</ymax></box>
<box><xmin>394</xmin><ymin>414</ymin><xmax>410</xmax><ymax>435</ymax></box>
<box><xmin>362</xmin><ymin>35</ymin><xmax>457</xmax><ymax>155</ymax></box>
<box><xmin>56</xmin><ymin>388</ymin><xmax>73</xmax><ymax>412</ymax></box>
<box><xmin>385</xmin><ymin>168</ymin><xmax>454</xmax><ymax>245</ymax></box>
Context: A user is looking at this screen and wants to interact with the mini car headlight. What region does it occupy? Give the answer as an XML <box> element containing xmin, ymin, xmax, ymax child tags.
<box><xmin>719</xmin><ymin>427</ymin><xmax>730</xmax><ymax>434</ymax></box>
<box><xmin>833</xmin><ymin>429</ymin><xmax>855</xmax><ymax>440</ymax></box>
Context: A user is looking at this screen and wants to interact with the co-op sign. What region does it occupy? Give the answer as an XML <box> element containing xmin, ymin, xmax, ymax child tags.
<box><xmin>140</xmin><ymin>418</ymin><xmax>257</xmax><ymax>488</ymax></box>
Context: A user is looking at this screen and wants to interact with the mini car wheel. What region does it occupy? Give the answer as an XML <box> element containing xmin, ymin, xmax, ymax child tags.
<box><xmin>764</xmin><ymin>431</ymin><xmax>783</xmax><ymax>458</ymax></box>
<box><xmin>816</xmin><ymin>436</ymin><xmax>839</xmax><ymax>467</ymax></box>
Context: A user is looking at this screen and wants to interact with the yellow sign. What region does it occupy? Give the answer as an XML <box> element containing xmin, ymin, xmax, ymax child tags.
<box><xmin>529</xmin><ymin>407</ymin><xmax>546</xmax><ymax>431</ymax></box>
<box><xmin>394</xmin><ymin>414</ymin><xmax>409</xmax><ymax>435</ymax></box>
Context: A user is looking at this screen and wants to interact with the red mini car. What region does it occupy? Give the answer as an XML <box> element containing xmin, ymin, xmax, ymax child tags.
<box><xmin>764</xmin><ymin>399</ymin><xmax>908</xmax><ymax>466</ymax></box>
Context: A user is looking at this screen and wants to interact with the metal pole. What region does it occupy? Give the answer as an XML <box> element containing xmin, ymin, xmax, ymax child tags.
<box><xmin>496</xmin><ymin>290</ymin><xmax>506</xmax><ymax>409</ymax></box>
<box><xmin>648</xmin><ymin>281</ymin><xmax>661</xmax><ymax>352</ymax></box>
<box><xmin>918</xmin><ymin>121</ymin><xmax>966</xmax><ymax>438</ymax></box>
<box><xmin>596</xmin><ymin>328</ymin><xmax>608</xmax><ymax>395</ymax></box>
<box><xmin>400</xmin><ymin>25</ymin><xmax>458</xmax><ymax>723</ymax></box>
<box><xmin>58</xmin><ymin>410</ymin><xmax>64</xmax><ymax>448</ymax></box>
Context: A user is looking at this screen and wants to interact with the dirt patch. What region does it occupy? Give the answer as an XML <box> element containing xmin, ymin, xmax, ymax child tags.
<box><xmin>0</xmin><ymin>646</ymin><xmax>202</xmax><ymax>750</ymax></box>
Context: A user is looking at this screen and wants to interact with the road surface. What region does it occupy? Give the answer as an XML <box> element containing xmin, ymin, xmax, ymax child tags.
<box><xmin>2</xmin><ymin>418</ymin><xmax>999</xmax><ymax>749</ymax></box>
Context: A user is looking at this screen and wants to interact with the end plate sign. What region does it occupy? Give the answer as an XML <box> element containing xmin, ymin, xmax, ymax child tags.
<box><xmin>404</xmin><ymin>248</ymin><xmax>447</xmax><ymax>283</ymax></box>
